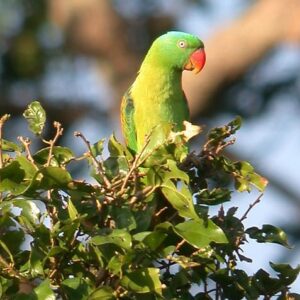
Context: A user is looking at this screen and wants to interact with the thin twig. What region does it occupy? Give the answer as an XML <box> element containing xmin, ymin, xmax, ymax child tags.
<box><xmin>74</xmin><ymin>131</ymin><xmax>111</xmax><ymax>188</ymax></box>
<box><xmin>240</xmin><ymin>193</ymin><xmax>263</xmax><ymax>222</ymax></box>
<box><xmin>43</xmin><ymin>121</ymin><xmax>63</xmax><ymax>167</ymax></box>
<box><xmin>120</xmin><ymin>134</ymin><xmax>152</xmax><ymax>194</ymax></box>
<box><xmin>204</xmin><ymin>279</ymin><xmax>208</xmax><ymax>294</ymax></box>
<box><xmin>154</xmin><ymin>206</ymin><xmax>168</xmax><ymax>217</ymax></box>
<box><xmin>0</xmin><ymin>254</ymin><xmax>26</xmax><ymax>280</ymax></box>
<box><xmin>175</xmin><ymin>239</ymin><xmax>186</xmax><ymax>252</ymax></box>
<box><xmin>215</xmin><ymin>138</ymin><xmax>236</xmax><ymax>154</ymax></box>
<box><xmin>17</xmin><ymin>136</ymin><xmax>38</xmax><ymax>168</ymax></box>
<box><xmin>128</xmin><ymin>185</ymin><xmax>157</xmax><ymax>205</ymax></box>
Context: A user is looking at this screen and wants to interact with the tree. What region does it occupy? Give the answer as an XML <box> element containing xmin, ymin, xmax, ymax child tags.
<box><xmin>0</xmin><ymin>101</ymin><xmax>298</xmax><ymax>299</ymax></box>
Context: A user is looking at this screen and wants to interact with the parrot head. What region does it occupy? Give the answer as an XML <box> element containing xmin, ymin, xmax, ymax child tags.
<box><xmin>146</xmin><ymin>31</ymin><xmax>206</xmax><ymax>73</ymax></box>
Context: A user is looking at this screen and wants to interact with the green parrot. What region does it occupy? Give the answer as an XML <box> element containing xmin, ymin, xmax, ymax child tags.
<box><xmin>121</xmin><ymin>31</ymin><xmax>206</xmax><ymax>153</ymax></box>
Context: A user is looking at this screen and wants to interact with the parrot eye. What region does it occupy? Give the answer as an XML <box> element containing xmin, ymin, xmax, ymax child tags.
<box><xmin>178</xmin><ymin>40</ymin><xmax>187</xmax><ymax>48</ymax></box>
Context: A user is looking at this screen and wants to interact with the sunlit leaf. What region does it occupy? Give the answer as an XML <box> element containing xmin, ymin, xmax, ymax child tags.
<box><xmin>161</xmin><ymin>180</ymin><xmax>199</xmax><ymax>220</ymax></box>
<box><xmin>23</xmin><ymin>101</ymin><xmax>46</xmax><ymax>135</ymax></box>
<box><xmin>0</xmin><ymin>157</ymin><xmax>36</xmax><ymax>195</ymax></box>
<box><xmin>108</xmin><ymin>134</ymin><xmax>132</xmax><ymax>160</ymax></box>
<box><xmin>90</xmin><ymin>229</ymin><xmax>132</xmax><ymax>250</ymax></box>
<box><xmin>39</xmin><ymin>166</ymin><xmax>72</xmax><ymax>189</ymax></box>
<box><xmin>13</xmin><ymin>199</ymin><xmax>40</xmax><ymax>225</ymax></box>
<box><xmin>0</xmin><ymin>240</ymin><xmax>14</xmax><ymax>265</ymax></box>
<box><xmin>88</xmin><ymin>287</ymin><xmax>116</xmax><ymax>300</ymax></box>
<box><xmin>121</xmin><ymin>268</ymin><xmax>162</xmax><ymax>294</ymax></box>
<box><xmin>29</xmin><ymin>247</ymin><xmax>44</xmax><ymax>276</ymax></box>
<box><xmin>68</xmin><ymin>198</ymin><xmax>78</xmax><ymax>221</ymax></box>
<box><xmin>234</xmin><ymin>161</ymin><xmax>268</xmax><ymax>192</ymax></box>
<box><xmin>174</xmin><ymin>219</ymin><xmax>228</xmax><ymax>248</ymax></box>
<box><xmin>142</xmin><ymin>231</ymin><xmax>168</xmax><ymax>251</ymax></box>
<box><xmin>182</xmin><ymin>121</ymin><xmax>202</xmax><ymax>141</ymax></box>
<box><xmin>34</xmin><ymin>279</ymin><xmax>55</xmax><ymax>300</ymax></box>
<box><xmin>61</xmin><ymin>277</ymin><xmax>90</xmax><ymax>300</ymax></box>
<box><xmin>163</xmin><ymin>159</ymin><xmax>189</xmax><ymax>183</ymax></box>
<box><xmin>91</xmin><ymin>138</ymin><xmax>105</xmax><ymax>157</ymax></box>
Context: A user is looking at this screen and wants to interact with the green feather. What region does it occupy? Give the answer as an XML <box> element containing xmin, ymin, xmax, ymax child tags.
<box><xmin>121</xmin><ymin>31</ymin><xmax>204</xmax><ymax>152</ymax></box>
<box><xmin>120</xmin><ymin>90</ymin><xmax>137</xmax><ymax>152</ymax></box>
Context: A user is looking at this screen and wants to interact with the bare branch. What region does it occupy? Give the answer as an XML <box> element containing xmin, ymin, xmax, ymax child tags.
<box><xmin>17</xmin><ymin>136</ymin><xmax>38</xmax><ymax>168</ymax></box>
<box><xmin>74</xmin><ymin>131</ymin><xmax>111</xmax><ymax>188</ymax></box>
<box><xmin>43</xmin><ymin>121</ymin><xmax>64</xmax><ymax>167</ymax></box>
<box><xmin>240</xmin><ymin>193</ymin><xmax>263</xmax><ymax>222</ymax></box>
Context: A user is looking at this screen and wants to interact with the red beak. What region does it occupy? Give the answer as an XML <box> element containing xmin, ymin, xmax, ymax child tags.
<box><xmin>184</xmin><ymin>48</ymin><xmax>206</xmax><ymax>74</ymax></box>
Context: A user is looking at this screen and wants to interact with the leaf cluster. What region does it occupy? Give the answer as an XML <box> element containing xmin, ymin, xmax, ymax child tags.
<box><xmin>0</xmin><ymin>102</ymin><xmax>298</xmax><ymax>299</ymax></box>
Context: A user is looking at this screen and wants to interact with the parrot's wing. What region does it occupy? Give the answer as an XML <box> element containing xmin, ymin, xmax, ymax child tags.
<box><xmin>121</xmin><ymin>90</ymin><xmax>137</xmax><ymax>152</ymax></box>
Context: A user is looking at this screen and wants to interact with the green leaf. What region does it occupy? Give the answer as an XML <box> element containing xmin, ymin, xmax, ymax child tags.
<box><xmin>0</xmin><ymin>276</ymin><xmax>12</xmax><ymax>298</ymax></box>
<box><xmin>246</xmin><ymin>225</ymin><xmax>290</xmax><ymax>248</ymax></box>
<box><xmin>61</xmin><ymin>277</ymin><xmax>90</xmax><ymax>300</ymax></box>
<box><xmin>207</xmin><ymin>116</ymin><xmax>242</xmax><ymax>145</ymax></box>
<box><xmin>103</xmin><ymin>156</ymin><xmax>129</xmax><ymax>179</ymax></box>
<box><xmin>235</xmin><ymin>177</ymin><xmax>251</xmax><ymax>192</ymax></box>
<box><xmin>109</xmin><ymin>206</ymin><xmax>136</xmax><ymax>231</ymax></box>
<box><xmin>163</xmin><ymin>159</ymin><xmax>189</xmax><ymax>182</ymax></box>
<box><xmin>251</xmin><ymin>269</ymin><xmax>283</xmax><ymax>295</ymax></box>
<box><xmin>0</xmin><ymin>225</ymin><xmax>25</xmax><ymax>257</ymax></box>
<box><xmin>16</xmin><ymin>156</ymin><xmax>37</xmax><ymax>177</ymax></box>
<box><xmin>1</xmin><ymin>139</ymin><xmax>23</xmax><ymax>152</ymax></box>
<box><xmin>142</xmin><ymin>231</ymin><xmax>168</xmax><ymax>251</ymax></box>
<box><xmin>13</xmin><ymin>199</ymin><xmax>40</xmax><ymax>225</ymax></box>
<box><xmin>90</xmin><ymin>229</ymin><xmax>132</xmax><ymax>250</ymax></box>
<box><xmin>141</xmin><ymin>124</ymin><xmax>184</xmax><ymax>166</ymax></box>
<box><xmin>248</xmin><ymin>172</ymin><xmax>268</xmax><ymax>192</ymax></box>
<box><xmin>234</xmin><ymin>161</ymin><xmax>268</xmax><ymax>192</ymax></box>
<box><xmin>29</xmin><ymin>247</ymin><xmax>44</xmax><ymax>276</ymax></box>
<box><xmin>196</xmin><ymin>188</ymin><xmax>231</xmax><ymax>205</ymax></box>
<box><xmin>143</xmin><ymin>123</ymin><xmax>173</xmax><ymax>153</ymax></box>
<box><xmin>68</xmin><ymin>198</ymin><xmax>78</xmax><ymax>221</ymax></box>
<box><xmin>91</xmin><ymin>139</ymin><xmax>105</xmax><ymax>157</ymax></box>
<box><xmin>108</xmin><ymin>134</ymin><xmax>132</xmax><ymax>160</ymax></box>
<box><xmin>39</xmin><ymin>166</ymin><xmax>72</xmax><ymax>189</ymax></box>
<box><xmin>0</xmin><ymin>240</ymin><xmax>14</xmax><ymax>265</ymax></box>
<box><xmin>107</xmin><ymin>253</ymin><xmax>124</xmax><ymax>276</ymax></box>
<box><xmin>88</xmin><ymin>286</ymin><xmax>116</xmax><ymax>300</ymax></box>
<box><xmin>161</xmin><ymin>180</ymin><xmax>199</xmax><ymax>220</ymax></box>
<box><xmin>33</xmin><ymin>146</ymin><xmax>74</xmax><ymax>166</ymax></box>
<box><xmin>121</xmin><ymin>268</ymin><xmax>162</xmax><ymax>294</ymax></box>
<box><xmin>148</xmin><ymin>159</ymin><xmax>190</xmax><ymax>187</ymax></box>
<box><xmin>209</xmin><ymin>269</ymin><xmax>248</xmax><ymax>299</ymax></box>
<box><xmin>23</xmin><ymin>101</ymin><xmax>46</xmax><ymax>135</ymax></box>
<box><xmin>47</xmin><ymin>246</ymin><xmax>66</xmax><ymax>258</ymax></box>
<box><xmin>33</xmin><ymin>279</ymin><xmax>55</xmax><ymax>300</ymax></box>
<box><xmin>174</xmin><ymin>219</ymin><xmax>228</xmax><ymax>248</ymax></box>
<box><xmin>270</xmin><ymin>262</ymin><xmax>300</xmax><ymax>286</ymax></box>
<box><xmin>132</xmin><ymin>199</ymin><xmax>156</xmax><ymax>231</ymax></box>
<box><xmin>0</xmin><ymin>157</ymin><xmax>36</xmax><ymax>195</ymax></box>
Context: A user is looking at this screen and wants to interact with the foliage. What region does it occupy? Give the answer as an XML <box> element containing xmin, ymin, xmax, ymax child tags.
<box><xmin>0</xmin><ymin>102</ymin><xmax>298</xmax><ymax>300</ymax></box>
